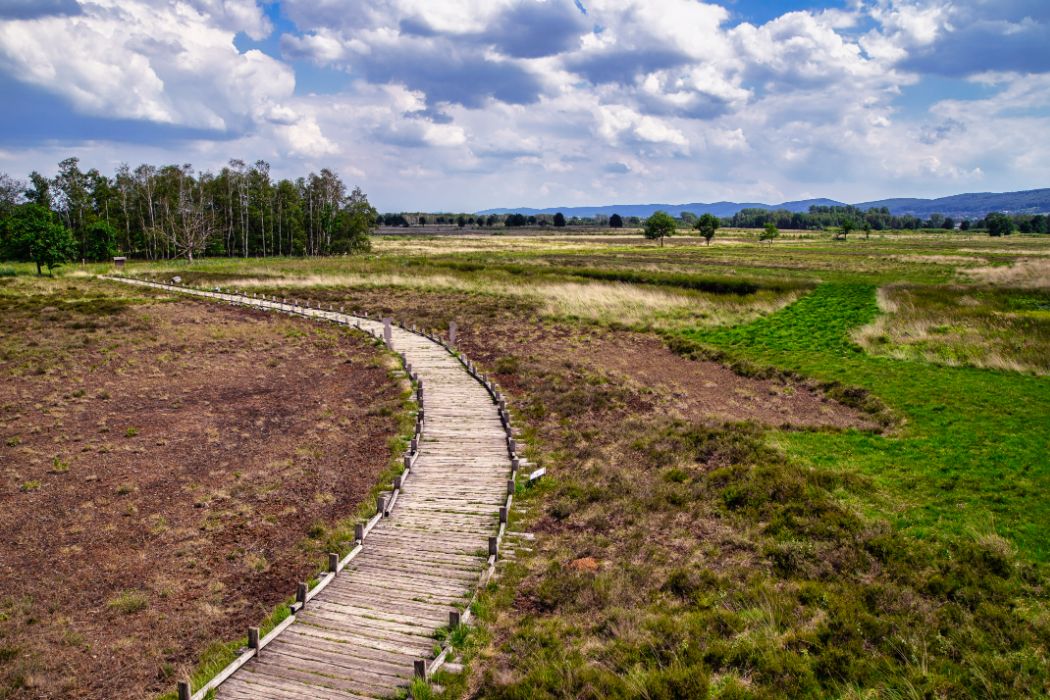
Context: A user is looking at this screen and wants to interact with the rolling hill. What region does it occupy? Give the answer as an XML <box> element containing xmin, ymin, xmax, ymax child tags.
<box><xmin>478</xmin><ymin>188</ymin><xmax>1050</xmax><ymax>219</ymax></box>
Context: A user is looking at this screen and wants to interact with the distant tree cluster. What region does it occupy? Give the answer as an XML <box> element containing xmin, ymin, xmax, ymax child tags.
<box><xmin>0</xmin><ymin>158</ymin><xmax>376</xmax><ymax>273</ymax></box>
<box><xmin>726</xmin><ymin>204</ymin><xmax>1049</xmax><ymax>234</ymax></box>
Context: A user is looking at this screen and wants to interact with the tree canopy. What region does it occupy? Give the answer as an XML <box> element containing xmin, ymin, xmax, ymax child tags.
<box><xmin>0</xmin><ymin>203</ymin><xmax>77</xmax><ymax>274</ymax></box>
<box><xmin>643</xmin><ymin>211</ymin><xmax>676</xmax><ymax>246</ymax></box>
<box><xmin>553</xmin><ymin>212</ymin><xmax>567</xmax><ymax>227</ymax></box>
<box><xmin>695</xmin><ymin>212</ymin><xmax>719</xmax><ymax>245</ymax></box>
<box><xmin>609</xmin><ymin>213</ymin><xmax>623</xmax><ymax>228</ymax></box>
<box><xmin>986</xmin><ymin>212</ymin><xmax>1015</xmax><ymax>237</ymax></box>
<box><xmin>759</xmin><ymin>222</ymin><xmax>779</xmax><ymax>243</ymax></box>
<box><xmin>0</xmin><ymin>158</ymin><xmax>375</xmax><ymax>262</ymax></box>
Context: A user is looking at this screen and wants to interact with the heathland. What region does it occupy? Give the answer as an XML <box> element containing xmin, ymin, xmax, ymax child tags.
<box><xmin>1</xmin><ymin>227</ymin><xmax>1048</xmax><ymax>699</ymax></box>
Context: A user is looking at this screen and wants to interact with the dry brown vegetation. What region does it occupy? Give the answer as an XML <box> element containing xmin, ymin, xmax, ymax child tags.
<box><xmin>854</xmin><ymin>283</ymin><xmax>1050</xmax><ymax>375</ymax></box>
<box><xmin>962</xmin><ymin>257</ymin><xmax>1050</xmax><ymax>288</ymax></box>
<box><xmin>0</xmin><ymin>280</ymin><xmax>404</xmax><ymax>700</ymax></box>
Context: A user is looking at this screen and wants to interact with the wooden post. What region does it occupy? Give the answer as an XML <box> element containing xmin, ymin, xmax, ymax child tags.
<box><xmin>403</xmin><ymin>454</ymin><xmax>412</xmax><ymax>469</ymax></box>
<box><xmin>248</xmin><ymin>627</ymin><xmax>260</xmax><ymax>652</ymax></box>
<box><xmin>383</xmin><ymin>318</ymin><xmax>392</xmax><ymax>347</ymax></box>
<box><xmin>414</xmin><ymin>659</ymin><xmax>428</xmax><ymax>679</ymax></box>
<box><xmin>177</xmin><ymin>681</ymin><xmax>191</xmax><ymax>700</ymax></box>
<box><xmin>507</xmin><ymin>479</ymin><xmax>515</xmax><ymax>495</ymax></box>
<box><xmin>377</xmin><ymin>495</ymin><xmax>388</xmax><ymax>515</ymax></box>
<box><xmin>449</xmin><ymin>321</ymin><xmax>457</xmax><ymax>345</ymax></box>
<box><xmin>508</xmin><ymin>437</ymin><xmax>517</xmax><ymax>453</ymax></box>
<box><xmin>394</xmin><ymin>475</ymin><xmax>403</xmax><ymax>489</ymax></box>
<box><xmin>449</xmin><ymin>610</ymin><xmax>461</xmax><ymax>628</ymax></box>
<box><xmin>489</xmin><ymin>536</ymin><xmax>498</xmax><ymax>557</ymax></box>
<box><xmin>355</xmin><ymin>523</ymin><xmax>364</xmax><ymax>543</ymax></box>
<box><xmin>328</xmin><ymin>553</ymin><xmax>339</xmax><ymax>573</ymax></box>
<box><xmin>511</xmin><ymin>457</ymin><xmax>520</xmax><ymax>474</ymax></box>
<box><xmin>296</xmin><ymin>582</ymin><xmax>308</xmax><ymax>607</ymax></box>
<box><xmin>500</xmin><ymin>506</ymin><xmax>508</xmax><ymax>524</ymax></box>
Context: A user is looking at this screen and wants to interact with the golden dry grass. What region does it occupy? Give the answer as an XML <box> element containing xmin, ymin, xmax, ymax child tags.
<box><xmin>854</xmin><ymin>284</ymin><xmax>1047</xmax><ymax>375</ymax></box>
<box><xmin>208</xmin><ymin>270</ymin><xmax>796</xmax><ymax>328</ymax></box>
<box><xmin>962</xmin><ymin>258</ymin><xmax>1050</xmax><ymax>288</ymax></box>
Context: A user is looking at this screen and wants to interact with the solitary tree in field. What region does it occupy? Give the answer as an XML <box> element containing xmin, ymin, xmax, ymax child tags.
<box><xmin>759</xmin><ymin>222</ymin><xmax>779</xmax><ymax>244</ymax></box>
<box><xmin>837</xmin><ymin>218</ymin><xmax>855</xmax><ymax>240</ymax></box>
<box><xmin>643</xmin><ymin>211</ymin><xmax>676</xmax><ymax>247</ymax></box>
<box><xmin>695</xmin><ymin>212</ymin><xmax>719</xmax><ymax>245</ymax></box>
<box><xmin>609</xmin><ymin>213</ymin><xmax>623</xmax><ymax>228</ymax></box>
<box><xmin>0</xmin><ymin>203</ymin><xmax>76</xmax><ymax>275</ymax></box>
<box><xmin>986</xmin><ymin>212</ymin><xmax>1014</xmax><ymax>237</ymax></box>
<box><xmin>863</xmin><ymin>222</ymin><xmax>872</xmax><ymax>239</ymax></box>
<box><xmin>553</xmin><ymin>212</ymin><xmax>567</xmax><ymax>227</ymax></box>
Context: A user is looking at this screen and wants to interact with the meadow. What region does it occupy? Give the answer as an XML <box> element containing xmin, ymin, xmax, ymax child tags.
<box><xmin>1</xmin><ymin>227</ymin><xmax>1048</xmax><ymax>698</ymax></box>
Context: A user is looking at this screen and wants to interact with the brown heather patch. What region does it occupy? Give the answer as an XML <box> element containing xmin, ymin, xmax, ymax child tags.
<box><xmin>0</xmin><ymin>292</ymin><xmax>402</xmax><ymax>700</ymax></box>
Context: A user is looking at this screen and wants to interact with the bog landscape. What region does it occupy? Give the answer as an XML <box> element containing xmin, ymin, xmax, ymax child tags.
<box><xmin>1</xmin><ymin>1</ymin><xmax>1049</xmax><ymax>699</ymax></box>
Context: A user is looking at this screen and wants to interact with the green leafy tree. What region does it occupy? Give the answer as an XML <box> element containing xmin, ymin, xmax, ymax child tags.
<box><xmin>985</xmin><ymin>212</ymin><xmax>1014</xmax><ymax>237</ymax></box>
<box><xmin>837</xmin><ymin>218</ymin><xmax>855</xmax><ymax>240</ymax></box>
<box><xmin>609</xmin><ymin>213</ymin><xmax>623</xmax><ymax>228</ymax></box>
<box><xmin>553</xmin><ymin>212</ymin><xmax>567</xmax><ymax>227</ymax></box>
<box><xmin>1</xmin><ymin>203</ymin><xmax>77</xmax><ymax>275</ymax></box>
<box><xmin>863</xmin><ymin>222</ymin><xmax>872</xmax><ymax>239</ymax></box>
<box><xmin>83</xmin><ymin>220</ymin><xmax>118</xmax><ymax>261</ymax></box>
<box><xmin>759</xmin><ymin>222</ymin><xmax>779</xmax><ymax>244</ymax></box>
<box><xmin>694</xmin><ymin>212</ymin><xmax>719</xmax><ymax>245</ymax></box>
<box><xmin>643</xmin><ymin>211</ymin><xmax>676</xmax><ymax>247</ymax></box>
<box><xmin>331</xmin><ymin>187</ymin><xmax>375</xmax><ymax>253</ymax></box>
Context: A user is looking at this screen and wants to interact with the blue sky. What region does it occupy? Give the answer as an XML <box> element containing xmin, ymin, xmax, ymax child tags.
<box><xmin>1</xmin><ymin>0</ymin><xmax>1048</xmax><ymax>211</ymax></box>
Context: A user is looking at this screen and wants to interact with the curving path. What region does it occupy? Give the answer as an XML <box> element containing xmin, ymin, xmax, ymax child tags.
<box><xmin>107</xmin><ymin>278</ymin><xmax>514</xmax><ymax>699</ymax></box>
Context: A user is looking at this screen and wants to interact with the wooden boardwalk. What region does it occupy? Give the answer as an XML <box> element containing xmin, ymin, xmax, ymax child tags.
<box><xmin>108</xmin><ymin>279</ymin><xmax>514</xmax><ymax>699</ymax></box>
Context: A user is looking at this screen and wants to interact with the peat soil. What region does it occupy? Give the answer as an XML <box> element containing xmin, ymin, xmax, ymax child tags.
<box><xmin>292</xmin><ymin>287</ymin><xmax>875</xmax><ymax>431</ymax></box>
<box><xmin>0</xmin><ymin>297</ymin><xmax>402</xmax><ymax>699</ymax></box>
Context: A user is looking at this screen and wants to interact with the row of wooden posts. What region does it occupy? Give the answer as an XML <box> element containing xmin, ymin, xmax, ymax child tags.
<box><xmin>113</xmin><ymin>279</ymin><xmax>528</xmax><ymax>700</ymax></box>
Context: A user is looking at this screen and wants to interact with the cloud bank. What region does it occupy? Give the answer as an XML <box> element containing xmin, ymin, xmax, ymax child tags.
<box><xmin>1</xmin><ymin>0</ymin><xmax>1048</xmax><ymax>209</ymax></box>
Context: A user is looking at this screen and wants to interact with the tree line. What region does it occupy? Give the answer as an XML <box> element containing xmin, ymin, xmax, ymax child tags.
<box><xmin>0</xmin><ymin>158</ymin><xmax>376</xmax><ymax>273</ymax></box>
<box><xmin>728</xmin><ymin>205</ymin><xmax>1048</xmax><ymax>234</ymax></box>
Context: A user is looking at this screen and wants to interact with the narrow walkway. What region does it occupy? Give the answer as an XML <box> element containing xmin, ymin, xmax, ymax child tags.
<box><xmin>109</xmin><ymin>279</ymin><xmax>512</xmax><ymax>699</ymax></box>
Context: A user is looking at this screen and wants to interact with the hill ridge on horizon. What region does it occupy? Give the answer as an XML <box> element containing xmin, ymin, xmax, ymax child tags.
<box><xmin>476</xmin><ymin>188</ymin><xmax>1050</xmax><ymax>219</ymax></box>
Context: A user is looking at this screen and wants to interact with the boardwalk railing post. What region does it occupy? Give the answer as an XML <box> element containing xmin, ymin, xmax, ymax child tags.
<box><xmin>449</xmin><ymin>320</ymin><xmax>457</xmax><ymax>345</ymax></box>
<box><xmin>355</xmin><ymin>523</ymin><xmax>364</xmax><ymax>543</ymax></box>
<box><xmin>328</xmin><ymin>553</ymin><xmax>339</xmax><ymax>573</ymax></box>
<box><xmin>177</xmin><ymin>680</ymin><xmax>191</xmax><ymax>700</ymax></box>
<box><xmin>489</xmin><ymin>536</ymin><xmax>498</xmax><ymax>557</ymax></box>
<box><xmin>449</xmin><ymin>610</ymin><xmax>461</xmax><ymax>628</ymax></box>
<box><xmin>296</xmin><ymin>582</ymin><xmax>308</xmax><ymax>607</ymax></box>
<box><xmin>383</xmin><ymin>317</ymin><xmax>393</xmax><ymax>347</ymax></box>
<box><xmin>248</xmin><ymin>627</ymin><xmax>260</xmax><ymax>653</ymax></box>
<box><xmin>414</xmin><ymin>659</ymin><xmax>428</xmax><ymax>679</ymax></box>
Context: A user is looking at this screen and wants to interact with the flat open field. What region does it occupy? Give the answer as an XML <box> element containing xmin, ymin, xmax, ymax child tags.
<box><xmin>0</xmin><ymin>277</ymin><xmax>408</xmax><ymax>699</ymax></box>
<box><xmin>3</xmin><ymin>228</ymin><xmax>1049</xmax><ymax>698</ymax></box>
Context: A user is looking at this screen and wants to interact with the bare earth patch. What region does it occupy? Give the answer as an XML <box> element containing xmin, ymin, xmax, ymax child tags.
<box><xmin>287</xmin><ymin>286</ymin><xmax>875</xmax><ymax>431</ymax></box>
<box><xmin>0</xmin><ymin>298</ymin><xmax>402</xmax><ymax>699</ymax></box>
